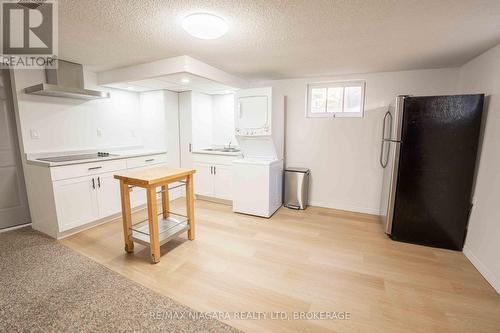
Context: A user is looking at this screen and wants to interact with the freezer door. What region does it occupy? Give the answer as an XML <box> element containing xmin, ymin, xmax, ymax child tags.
<box><xmin>379</xmin><ymin>96</ymin><xmax>405</xmax><ymax>234</ymax></box>
<box><xmin>391</xmin><ymin>94</ymin><xmax>484</xmax><ymax>250</ymax></box>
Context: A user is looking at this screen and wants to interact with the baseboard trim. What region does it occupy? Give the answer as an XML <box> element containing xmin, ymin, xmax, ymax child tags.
<box><xmin>308</xmin><ymin>200</ymin><xmax>380</xmax><ymax>216</ymax></box>
<box><xmin>0</xmin><ymin>223</ymin><xmax>32</xmax><ymax>233</ymax></box>
<box><xmin>463</xmin><ymin>245</ymin><xmax>500</xmax><ymax>295</ymax></box>
<box><xmin>196</xmin><ymin>195</ymin><xmax>232</xmax><ymax>206</ymax></box>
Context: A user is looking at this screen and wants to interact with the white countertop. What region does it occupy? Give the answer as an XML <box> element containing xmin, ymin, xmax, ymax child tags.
<box><xmin>192</xmin><ymin>149</ymin><xmax>241</xmax><ymax>157</ymax></box>
<box><xmin>26</xmin><ymin>148</ymin><xmax>167</xmax><ymax>167</ymax></box>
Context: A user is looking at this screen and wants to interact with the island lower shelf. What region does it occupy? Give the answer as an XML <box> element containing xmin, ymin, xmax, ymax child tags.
<box><xmin>130</xmin><ymin>214</ymin><xmax>189</xmax><ymax>247</ymax></box>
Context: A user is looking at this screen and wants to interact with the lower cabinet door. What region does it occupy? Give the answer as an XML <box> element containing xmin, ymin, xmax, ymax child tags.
<box><xmin>130</xmin><ymin>186</ymin><xmax>146</xmax><ymax>208</ymax></box>
<box><xmin>127</xmin><ymin>166</ymin><xmax>153</xmax><ymax>208</ymax></box>
<box><xmin>213</xmin><ymin>164</ymin><xmax>233</xmax><ymax>201</ymax></box>
<box><xmin>193</xmin><ymin>162</ymin><xmax>214</xmax><ymax>197</ymax></box>
<box><xmin>96</xmin><ymin>173</ymin><xmax>122</xmax><ymax>217</ymax></box>
<box><xmin>53</xmin><ymin>176</ymin><xmax>99</xmax><ymax>232</ymax></box>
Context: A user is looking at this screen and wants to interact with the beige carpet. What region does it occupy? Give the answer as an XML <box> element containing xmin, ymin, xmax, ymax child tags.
<box><xmin>0</xmin><ymin>227</ymin><xmax>241</xmax><ymax>333</ymax></box>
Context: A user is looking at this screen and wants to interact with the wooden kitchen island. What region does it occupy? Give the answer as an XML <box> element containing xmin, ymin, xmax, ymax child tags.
<box><xmin>114</xmin><ymin>166</ymin><xmax>196</xmax><ymax>264</ymax></box>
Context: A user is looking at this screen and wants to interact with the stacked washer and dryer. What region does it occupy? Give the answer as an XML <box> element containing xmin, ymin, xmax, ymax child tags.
<box><xmin>232</xmin><ymin>87</ymin><xmax>285</xmax><ymax>218</ymax></box>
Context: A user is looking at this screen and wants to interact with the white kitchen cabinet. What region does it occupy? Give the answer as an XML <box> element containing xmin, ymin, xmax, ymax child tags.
<box><xmin>50</xmin><ymin>160</ymin><xmax>127</xmax><ymax>181</ymax></box>
<box><xmin>96</xmin><ymin>172</ymin><xmax>122</xmax><ymax>217</ymax></box>
<box><xmin>213</xmin><ymin>164</ymin><xmax>233</xmax><ymax>200</ymax></box>
<box><xmin>193</xmin><ymin>162</ymin><xmax>214</xmax><ymax>197</ymax></box>
<box><xmin>129</xmin><ymin>185</ymin><xmax>146</xmax><ymax>207</ymax></box>
<box><xmin>30</xmin><ymin>153</ymin><xmax>170</xmax><ymax>238</ymax></box>
<box><xmin>53</xmin><ymin>175</ymin><xmax>99</xmax><ymax>232</ymax></box>
<box><xmin>193</xmin><ymin>161</ymin><xmax>233</xmax><ymax>201</ymax></box>
<box><xmin>123</xmin><ymin>154</ymin><xmax>169</xmax><ymax>208</ymax></box>
<box><xmin>126</xmin><ymin>158</ymin><xmax>167</xmax><ymax>208</ymax></box>
<box><xmin>126</xmin><ymin>154</ymin><xmax>168</xmax><ymax>169</ymax></box>
<box><xmin>54</xmin><ymin>173</ymin><xmax>122</xmax><ymax>232</ymax></box>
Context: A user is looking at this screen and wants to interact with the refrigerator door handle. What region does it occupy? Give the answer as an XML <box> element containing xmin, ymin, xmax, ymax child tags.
<box><xmin>380</xmin><ymin>111</ymin><xmax>392</xmax><ymax>168</ymax></box>
<box><xmin>379</xmin><ymin>141</ymin><xmax>387</xmax><ymax>168</ymax></box>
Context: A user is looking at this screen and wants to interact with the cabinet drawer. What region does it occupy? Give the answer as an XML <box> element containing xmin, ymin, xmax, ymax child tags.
<box><xmin>50</xmin><ymin>159</ymin><xmax>127</xmax><ymax>181</ymax></box>
<box><xmin>126</xmin><ymin>154</ymin><xmax>168</xmax><ymax>169</ymax></box>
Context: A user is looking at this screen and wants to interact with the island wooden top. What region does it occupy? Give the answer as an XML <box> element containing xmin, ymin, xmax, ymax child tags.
<box><xmin>114</xmin><ymin>166</ymin><xmax>196</xmax><ymax>187</ymax></box>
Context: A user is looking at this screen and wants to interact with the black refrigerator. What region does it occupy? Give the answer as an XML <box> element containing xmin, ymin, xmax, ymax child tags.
<box><xmin>379</xmin><ymin>94</ymin><xmax>484</xmax><ymax>251</ymax></box>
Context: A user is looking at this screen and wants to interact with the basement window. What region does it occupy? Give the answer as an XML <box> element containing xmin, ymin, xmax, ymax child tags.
<box><xmin>306</xmin><ymin>80</ymin><xmax>365</xmax><ymax>118</ymax></box>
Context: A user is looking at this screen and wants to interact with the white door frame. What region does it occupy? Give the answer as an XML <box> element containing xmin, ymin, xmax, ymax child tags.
<box><xmin>0</xmin><ymin>69</ymin><xmax>31</xmax><ymax>230</ymax></box>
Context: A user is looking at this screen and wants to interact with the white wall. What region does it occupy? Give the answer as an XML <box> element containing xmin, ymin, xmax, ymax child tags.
<box><xmin>13</xmin><ymin>69</ymin><xmax>142</xmax><ymax>154</ymax></box>
<box><xmin>459</xmin><ymin>44</ymin><xmax>500</xmax><ymax>294</ymax></box>
<box><xmin>212</xmin><ymin>94</ymin><xmax>236</xmax><ymax>147</ymax></box>
<box><xmin>139</xmin><ymin>91</ymin><xmax>167</xmax><ymax>150</ymax></box>
<box><xmin>137</xmin><ymin>89</ymin><xmax>183</xmax><ymax>199</ymax></box>
<box><xmin>191</xmin><ymin>92</ymin><xmax>213</xmax><ymax>150</ymax></box>
<box><xmin>163</xmin><ymin>91</ymin><xmax>180</xmax><ymax>168</ymax></box>
<box><xmin>190</xmin><ymin>92</ymin><xmax>236</xmax><ymax>149</ymax></box>
<box><xmin>256</xmin><ymin>68</ymin><xmax>459</xmax><ymax>214</ymax></box>
<box><xmin>138</xmin><ymin>90</ymin><xmax>180</xmax><ymax>166</ymax></box>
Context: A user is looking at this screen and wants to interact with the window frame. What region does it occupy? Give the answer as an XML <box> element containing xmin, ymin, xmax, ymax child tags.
<box><xmin>306</xmin><ymin>80</ymin><xmax>366</xmax><ymax>118</ymax></box>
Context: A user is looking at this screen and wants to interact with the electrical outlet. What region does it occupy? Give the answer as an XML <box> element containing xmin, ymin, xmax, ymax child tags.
<box><xmin>96</xmin><ymin>128</ymin><xmax>102</xmax><ymax>138</ymax></box>
<box><xmin>30</xmin><ymin>129</ymin><xmax>40</xmax><ymax>140</ymax></box>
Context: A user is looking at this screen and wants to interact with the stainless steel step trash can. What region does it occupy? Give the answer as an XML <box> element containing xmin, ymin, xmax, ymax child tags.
<box><xmin>284</xmin><ymin>167</ymin><xmax>310</xmax><ymax>210</ymax></box>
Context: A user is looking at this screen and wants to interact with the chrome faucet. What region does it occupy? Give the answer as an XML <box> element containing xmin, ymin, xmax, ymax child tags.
<box><xmin>226</xmin><ymin>141</ymin><xmax>232</xmax><ymax>149</ymax></box>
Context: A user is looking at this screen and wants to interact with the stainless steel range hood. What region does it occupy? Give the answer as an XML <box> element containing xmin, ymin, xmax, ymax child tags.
<box><xmin>24</xmin><ymin>60</ymin><xmax>110</xmax><ymax>100</ymax></box>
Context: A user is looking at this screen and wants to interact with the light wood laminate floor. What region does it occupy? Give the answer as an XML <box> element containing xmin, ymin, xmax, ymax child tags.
<box><xmin>61</xmin><ymin>199</ymin><xmax>500</xmax><ymax>333</ymax></box>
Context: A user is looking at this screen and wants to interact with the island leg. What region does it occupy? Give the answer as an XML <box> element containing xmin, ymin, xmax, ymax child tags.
<box><xmin>186</xmin><ymin>174</ymin><xmax>195</xmax><ymax>240</ymax></box>
<box><xmin>147</xmin><ymin>187</ymin><xmax>161</xmax><ymax>264</ymax></box>
<box><xmin>119</xmin><ymin>181</ymin><xmax>134</xmax><ymax>253</ymax></box>
<box><xmin>161</xmin><ymin>185</ymin><xmax>169</xmax><ymax>219</ymax></box>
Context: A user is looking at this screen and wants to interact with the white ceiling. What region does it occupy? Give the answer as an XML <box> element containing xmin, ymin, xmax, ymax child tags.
<box><xmin>103</xmin><ymin>72</ymin><xmax>237</xmax><ymax>94</ymax></box>
<box><xmin>59</xmin><ymin>0</ymin><xmax>500</xmax><ymax>81</ymax></box>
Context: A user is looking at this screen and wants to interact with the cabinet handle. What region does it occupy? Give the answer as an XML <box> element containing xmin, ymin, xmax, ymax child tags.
<box><xmin>210</xmin><ymin>166</ymin><xmax>213</xmax><ymax>174</ymax></box>
<box><xmin>214</xmin><ymin>166</ymin><xmax>216</xmax><ymax>175</ymax></box>
<box><xmin>145</xmin><ymin>159</ymin><xmax>155</xmax><ymax>162</ymax></box>
<box><xmin>188</xmin><ymin>143</ymin><xmax>192</xmax><ymax>153</ymax></box>
<box><xmin>92</xmin><ymin>178</ymin><xmax>95</xmax><ymax>189</ymax></box>
<box><xmin>88</xmin><ymin>166</ymin><xmax>102</xmax><ymax>171</ymax></box>
<box><xmin>97</xmin><ymin>177</ymin><xmax>101</xmax><ymax>188</ymax></box>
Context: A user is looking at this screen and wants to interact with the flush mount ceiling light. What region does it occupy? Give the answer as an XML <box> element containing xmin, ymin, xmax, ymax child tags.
<box><xmin>182</xmin><ymin>13</ymin><xmax>228</xmax><ymax>39</ymax></box>
<box><xmin>181</xmin><ymin>77</ymin><xmax>190</xmax><ymax>84</ymax></box>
